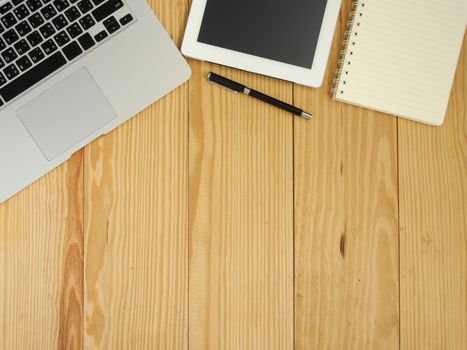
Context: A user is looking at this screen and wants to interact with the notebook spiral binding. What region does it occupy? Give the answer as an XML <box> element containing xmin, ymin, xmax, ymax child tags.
<box><xmin>331</xmin><ymin>1</ymin><xmax>366</xmax><ymax>97</ymax></box>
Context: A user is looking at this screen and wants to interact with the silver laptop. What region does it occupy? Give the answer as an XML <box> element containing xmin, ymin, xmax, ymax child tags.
<box><xmin>0</xmin><ymin>0</ymin><xmax>191</xmax><ymax>203</ymax></box>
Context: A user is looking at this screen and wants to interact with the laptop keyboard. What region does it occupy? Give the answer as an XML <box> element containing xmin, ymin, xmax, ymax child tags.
<box><xmin>0</xmin><ymin>0</ymin><xmax>135</xmax><ymax>108</ymax></box>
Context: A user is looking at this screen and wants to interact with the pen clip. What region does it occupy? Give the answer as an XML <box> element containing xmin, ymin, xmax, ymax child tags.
<box><xmin>207</xmin><ymin>73</ymin><xmax>240</xmax><ymax>94</ymax></box>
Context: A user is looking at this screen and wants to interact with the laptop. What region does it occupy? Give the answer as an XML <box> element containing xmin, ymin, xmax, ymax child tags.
<box><xmin>0</xmin><ymin>0</ymin><xmax>191</xmax><ymax>204</ymax></box>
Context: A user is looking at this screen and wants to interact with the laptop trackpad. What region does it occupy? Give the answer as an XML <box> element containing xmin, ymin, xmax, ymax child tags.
<box><xmin>17</xmin><ymin>67</ymin><xmax>117</xmax><ymax>161</ymax></box>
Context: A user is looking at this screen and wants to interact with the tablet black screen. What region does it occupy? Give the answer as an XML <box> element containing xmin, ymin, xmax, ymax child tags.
<box><xmin>197</xmin><ymin>0</ymin><xmax>328</xmax><ymax>69</ymax></box>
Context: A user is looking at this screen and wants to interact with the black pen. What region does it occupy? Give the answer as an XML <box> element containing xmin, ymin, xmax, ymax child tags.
<box><xmin>207</xmin><ymin>72</ymin><xmax>312</xmax><ymax>120</ymax></box>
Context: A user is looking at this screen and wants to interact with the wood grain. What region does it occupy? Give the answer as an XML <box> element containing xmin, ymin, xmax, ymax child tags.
<box><xmin>0</xmin><ymin>152</ymin><xmax>84</xmax><ymax>349</ymax></box>
<box><xmin>399</xmin><ymin>36</ymin><xmax>467</xmax><ymax>350</ymax></box>
<box><xmin>188</xmin><ymin>62</ymin><xmax>294</xmax><ymax>349</ymax></box>
<box><xmin>0</xmin><ymin>1</ymin><xmax>465</xmax><ymax>349</ymax></box>
<box><xmin>83</xmin><ymin>0</ymin><xmax>189</xmax><ymax>348</ymax></box>
<box><xmin>294</xmin><ymin>2</ymin><xmax>400</xmax><ymax>349</ymax></box>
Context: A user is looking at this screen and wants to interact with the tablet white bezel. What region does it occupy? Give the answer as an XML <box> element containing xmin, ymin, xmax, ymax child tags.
<box><xmin>181</xmin><ymin>0</ymin><xmax>342</xmax><ymax>87</ymax></box>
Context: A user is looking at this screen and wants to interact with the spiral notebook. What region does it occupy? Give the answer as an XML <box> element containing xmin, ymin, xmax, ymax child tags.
<box><xmin>332</xmin><ymin>0</ymin><xmax>466</xmax><ymax>126</ymax></box>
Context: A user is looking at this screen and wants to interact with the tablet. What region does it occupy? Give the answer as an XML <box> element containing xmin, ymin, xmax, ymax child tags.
<box><xmin>181</xmin><ymin>0</ymin><xmax>342</xmax><ymax>87</ymax></box>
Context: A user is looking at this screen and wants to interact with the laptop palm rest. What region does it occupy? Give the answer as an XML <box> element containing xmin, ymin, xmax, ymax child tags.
<box><xmin>17</xmin><ymin>67</ymin><xmax>117</xmax><ymax>161</ymax></box>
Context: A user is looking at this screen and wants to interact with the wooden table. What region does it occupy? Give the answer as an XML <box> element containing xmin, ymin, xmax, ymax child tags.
<box><xmin>1</xmin><ymin>1</ymin><xmax>465</xmax><ymax>349</ymax></box>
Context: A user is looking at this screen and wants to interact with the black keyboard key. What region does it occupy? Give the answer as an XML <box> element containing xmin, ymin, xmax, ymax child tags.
<box><xmin>3</xmin><ymin>28</ymin><xmax>19</xmax><ymax>45</ymax></box>
<box><xmin>91</xmin><ymin>0</ymin><xmax>121</xmax><ymax>22</ymax></box>
<box><xmin>0</xmin><ymin>72</ymin><xmax>6</xmax><ymax>86</ymax></box>
<box><xmin>41</xmin><ymin>0</ymin><xmax>52</xmax><ymax>3</ymax></box>
<box><xmin>51</xmin><ymin>13</ymin><xmax>67</xmax><ymax>29</ymax></box>
<box><xmin>0</xmin><ymin>23</ymin><xmax>4</xmax><ymax>34</ymax></box>
<box><xmin>94</xmin><ymin>29</ymin><xmax>106</xmax><ymax>42</ymax></box>
<box><xmin>1</xmin><ymin>48</ymin><xmax>17</xmax><ymax>63</ymax></box>
<box><xmin>26</xmin><ymin>0</ymin><xmax>42</xmax><ymax>12</ymax></box>
<box><xmin>4</xmin><ymin>64</ymin><xmax>19</xmax><ymax>79</ymax></box>
<box><xmin>53</xmin><ymin>30</ymin><xmax>68</xmax><ymax>45</ymax></box>
<box><xmin>14</xmin><ymin>5</ymin><xmax>30</xmax><ymax>20</ymax></box>
<box><xmin>16</xmin><ymin>55</ymin><xmax>32</xmax><ymax>71</ymax></box>
<box><xmin>0</xmin><ymin>58</ymin><xmax>4</xmax><ymax>69</ymax></box>
<box><xmin>53</xmin><ymin>0</ymin><xmax>69</xmax><ymax>12</ymax></box>
<box><xmin>28</xmin><ymin>12</ymin><xmax>44</xmax><ymax>28</ymax></box>
<box><xmin>26</xmin><ymin>30</ymin><xmax>42</xmax><ymax>46</ymax></box>
<box><xmin>38</xmin><ymin>22</ymin><xmax>54</xmax><ymax>37</ymax></box>
<box><xmin>13</xmin><ymin>0</ymin><xmax>25</xmax><ymax>5</ymax></box>
<box><xmin>77</xmin><ymin>32</ymin><xmax>93</xmax><ymax>50</ymax></box>
<box><xmin>1</xmin><ymin>13</ymin><xmax>17</xmax><ymax>28</ymax></box>
<box><xmin>0</xmin><ymin>51</ymin><xmax>66</xmax><ymax>101</ymax></box>
<box><xmin>91</xmin><ymin>0</ymin><xmax>104</xmax><ymax>5</ymax></box>
<box><xmin>65</xmin><ymin>22</ymin><xmax>81</xmax><ymax>38</ymax></box>
<box><xmin>28</xmin><ymin>46</ymin><xmax>44</xmax><ymax>62</ymax></box>
<box><xmin>0</xmin><ymin>3</ymin><xmax>13</xmax><ymax>14</ymax></box>
<box><xmin>0</xmin><ymin>38</ymin><xmax>5</xmax><ymax>50</ymax></box>
<box><xmin>102</xmin><ymin>15</ymin><xmax>113</xmax><ymax>25</ymax></box>
<box><xmin>41</xmin><ymin>38</ymin><xmax>56</xmax><ymax>54</ymax></box>
<box><xmin>64</xmin><ymin>6</ymin><xmax>79</xmax><ymax>21</ymax></box>
<box><xmin>78</xmin><ymin>13</ymin><xmax>94</xmax><ymax>29</ymax></box>
<box><xmin>77</xmin><ymin>0</ymin><xmax>92</xmax><ymax>14</ymax></box>
<box><xmin>13</xmin><ymin>39</ymin><xmax>30</xmax><ymax>54</ymax></box>
<box><xmin>103</xmin><ymin>15</ymin><xmax>119</xmax><ymax>34</ymax></box>
<box><xmin>119</xmin><ymin>13</ymin><xmax>132</xmax><ymax>26</ymax></box>
<box><xmin>40</xmin><ymin>4</ymin><xmax>56</xmax><ymax>20</ymax></box>
<box><xmin>62</xmin><ymin>40</ymin><xmax>81</xmax><ymax>60</ymax></box>
<box><xmin>16</xmin><ymin>21</ymin><xmax>32</xmax><ymax>36</ymax></box>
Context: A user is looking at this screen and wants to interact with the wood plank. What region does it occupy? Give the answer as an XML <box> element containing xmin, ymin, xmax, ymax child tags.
<box><xmin>188</xmin><ymin>62</ymin><xmax>294</xmax><ymax>349</ymax></box>
<box><xmin>399</xmin><ymin>38</ymin><xmax>466</xmax><ymax>350</ymax></box>
<box><xmin>294</xmin><ymin>2</ymin><xmax>400</xmax><ymax>348</ymax></box>
<box><xmin>83</xmin><ymin>1</ymin><xmax>189</xmax><ymax>348</ymax></box>
<box><xmin>0</xmin><ymin>153</ymin><xmax>84</xmax><ymax>349</ymax></box>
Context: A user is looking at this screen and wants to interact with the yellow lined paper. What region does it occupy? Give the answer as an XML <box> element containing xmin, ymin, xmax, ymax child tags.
<box><xmin>333</xmin><ymin>0</ymin><xmax>466</xmax><ymax>125</ymax></box>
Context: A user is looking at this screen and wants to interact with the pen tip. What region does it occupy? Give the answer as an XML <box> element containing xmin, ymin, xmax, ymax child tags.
<box><xmin>301</xmin><ymin>111</ymin><xmax>312</xmax><ymax>120</ymax></box>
